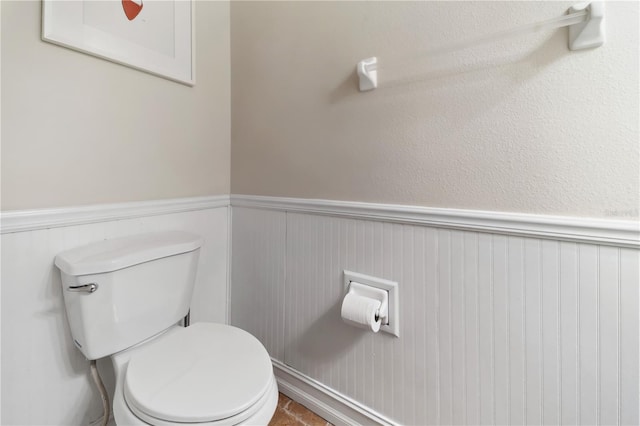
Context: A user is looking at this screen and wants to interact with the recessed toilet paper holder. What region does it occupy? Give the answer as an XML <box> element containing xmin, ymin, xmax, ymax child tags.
<box><xmin>344</xmin><ymin>270</ymin><xmax>399</xmax><ymax>337</ymax></box>
<box><xmin>346</xmin><ymin>281</ymin><xmax>389</xmax><ymax>324</ymax></box>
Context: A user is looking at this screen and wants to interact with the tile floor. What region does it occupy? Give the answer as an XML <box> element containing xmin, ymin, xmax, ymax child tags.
<box><xmin>268</xmin><ymin>393</ymin><xmax>332</xmax><ymax>426</ymax></box>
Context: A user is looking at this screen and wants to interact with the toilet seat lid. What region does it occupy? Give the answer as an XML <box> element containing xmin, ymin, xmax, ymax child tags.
<box><xmin>124</xmin><ymin>323</ymin><xmax>273</xmax><ymax>423</ymax></box>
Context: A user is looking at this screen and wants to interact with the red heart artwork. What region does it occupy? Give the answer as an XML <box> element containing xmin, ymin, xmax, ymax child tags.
<box><xmin>122</xmin><ymin>0</ymin><xmax>143</xmax><ymax>21</ymax></box>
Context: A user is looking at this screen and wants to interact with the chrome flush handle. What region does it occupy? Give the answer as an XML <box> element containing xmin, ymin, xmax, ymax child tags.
<box><xmin>67</xmin><ymin>283</ymin><xmax>99</xmax><ymax>293</ymax></box>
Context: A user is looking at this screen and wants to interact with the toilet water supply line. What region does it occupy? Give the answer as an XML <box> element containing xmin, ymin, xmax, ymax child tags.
<box><xmin>90</xmin><ymin>360</ymin><xmax>110</xmax><ymax>426</ymax></box>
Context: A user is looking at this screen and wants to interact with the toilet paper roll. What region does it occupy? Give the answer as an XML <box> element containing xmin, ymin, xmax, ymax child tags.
<box><xmin>341</xmin><ymin>292</ymin><xmax>382</xmax><ymax>332</ymax></box>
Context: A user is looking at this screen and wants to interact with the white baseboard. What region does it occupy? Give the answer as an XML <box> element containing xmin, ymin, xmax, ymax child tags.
<box><xmin>272</xmin><ymin>359</ymin><xmax>397</xmax><ymax>426</ymax></box>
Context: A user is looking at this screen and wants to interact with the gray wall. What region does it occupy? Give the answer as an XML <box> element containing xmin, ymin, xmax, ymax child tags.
<box><xmin>231</xmin><ymin>1</ymin><xmax>639</xmax><ymax>218</ymax></box>
<box><xmin>1</xmin><ymin>0</ymin><xmax>230</xmax><ymax>210</ymax></box>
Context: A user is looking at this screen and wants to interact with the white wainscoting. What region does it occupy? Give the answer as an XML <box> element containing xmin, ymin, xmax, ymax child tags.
<box><xmin>0</xmin><ymin>197</ymin><xmax>229</xmax><ymax>426</ymax></box>
<box><xmin>230</xmin><ymin>207</ymin><xmax>286</xmax><ymax>361</ymax></box>
<box><xmin>230</xmin><ymin>198</ymin><xmax>639</xmax><ymax>426</ymax></box>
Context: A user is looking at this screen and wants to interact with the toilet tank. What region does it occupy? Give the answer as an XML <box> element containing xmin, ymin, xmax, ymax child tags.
<box><xmin>55</xmin><ymin>231</ymin><xmax>203</xmax><ymax>360</ymax></box>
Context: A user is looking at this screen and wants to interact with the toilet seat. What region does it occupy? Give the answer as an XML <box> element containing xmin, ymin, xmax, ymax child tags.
<box><xmin>123</xmin><ymin>323</ymin><xmax>274</xmax><ymax>425</ymax></box>
<box><xmin>125</xmin><ymin>376</ymin><xmax>278</xmax><ymax>426</ymax></box>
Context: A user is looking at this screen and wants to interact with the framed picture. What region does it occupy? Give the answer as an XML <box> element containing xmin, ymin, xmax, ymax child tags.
<box><xmin>42</xmin><ymin>0</ymin><xmax>195</xmax><ymax>86</ymax></box>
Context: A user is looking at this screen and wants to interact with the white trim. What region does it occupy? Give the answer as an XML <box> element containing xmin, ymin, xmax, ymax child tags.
<box><xmin>232</xmin><ymin>195</ymin><xmax>639</xmax><ymax>248</ymax></box>
<box><xmin>226</xmin><ymin>205</ymin><xmax>233</xmax><ymax>325</ymax></box>
<box><xmin>272</xmin><ymin>359</ymin><xmax>397</xmax><ymax>426</ymax></box>
<box><xmin>0</xmin><ymin>195</ymin><xmax>230</xmax><ymax>234</ymax></box>
<box><xmin>3</xmin><ymin>194</ymin><xmax>637</xmax><ymax>247</ymax></box>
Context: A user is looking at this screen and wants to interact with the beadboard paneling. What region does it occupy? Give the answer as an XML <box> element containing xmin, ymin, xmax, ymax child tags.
<box><xmin>620</xmin><ymin>248</ymin><xmax>640</xmax><ymax>425</ymax></box>
<box><xmin>231</xmin><ymin>206</ymin><xmax>639</xmax><ymax>425</ymax></box>
<box><xmin>230</xmin><ymin>207</ymin><xmax>286</xmax><ymax>360</ymax></box>
<box><xmin>1</xmin><ymin>206</ymin><xmax>228</xmax><ymax>426</ymax></box>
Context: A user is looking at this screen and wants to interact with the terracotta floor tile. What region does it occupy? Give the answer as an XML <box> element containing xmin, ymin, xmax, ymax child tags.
<box><xmin>269</xmin><ymin>393</ymin><xmax>332</xmax><ymax>426</ymax></box>
<box><xmin>269</xmin><ymin>410</ymin><xmax>298</xmax><ymax>426</ymax></box>
<box><xmin>285</xmin><ymin>400</ymin><xmax>310</xmax><ymax>417</ymax></box>
<box><xmin>298</xmin><ymin>410</ymin><xmax>329</xmax><ymax>426</ymax></box>
<box><xmin>277</xmin><ymin>393</ymin><xmax>291</xmax><ymax>409</ymax></box>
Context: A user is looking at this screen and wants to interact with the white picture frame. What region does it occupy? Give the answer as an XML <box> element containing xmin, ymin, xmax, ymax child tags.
<box><xmin>42</xmin><ymin>0</ymin><xmax>195</xmax><ymax>86</ymax></box>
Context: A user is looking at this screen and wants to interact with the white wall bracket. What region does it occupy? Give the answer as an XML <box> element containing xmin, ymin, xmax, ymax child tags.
<box><xmin>569</xmin><ymin>2</ymin><xmax>605</xmax><ymax>50</ymax></box>
<box><xmin>356</xmin><ymin>57</ymin><xmax>377</xmax><ymax>92</ymax></box>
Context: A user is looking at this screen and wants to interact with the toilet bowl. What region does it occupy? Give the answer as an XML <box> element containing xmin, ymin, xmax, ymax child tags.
<box><xmin>54</xmin><ymin>232</ymin><xmax>278</xmax><ymax>425</ymax></box>
<box><xmin>111</xmin><ymin>323</ymin><xmax>278</xmax><ymax>425</ymax></box>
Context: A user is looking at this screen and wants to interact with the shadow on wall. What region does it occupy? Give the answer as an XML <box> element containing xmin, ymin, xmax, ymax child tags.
<box><xmin>42</xmin><ymin>265</ymin><xmax>84</xmax><ymax>376</ymax></box>
<box><xmin>295</xmin><ymin>300</ymin><xmax>368</xmax><ymax>364</ymax></box>
<box><xmin>42</xmin><ymin>264</ymin><xmax>115</xmax><ymax>425</ymax></box>
<box><xmin>329</xmin><ymin>27</ymin><xmax>569</xmax><ymax>106</ymax></box>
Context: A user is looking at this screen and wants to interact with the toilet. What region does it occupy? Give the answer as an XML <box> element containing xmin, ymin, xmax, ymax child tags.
<box><xmin>55</xmin><ymin>231</ymin><xmax>278</xmax><ymax>425</ymax></box>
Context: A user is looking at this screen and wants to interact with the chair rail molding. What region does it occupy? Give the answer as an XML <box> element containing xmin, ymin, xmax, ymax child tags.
<box><xmin>1</xmin><ymin>195</ymin><xmax>231</xmax><ymax>234</ymax></box>
<box><xmin>231</xmin><ymin>195</ymin><xmax>639</xmax><ymax>248</ymax></box>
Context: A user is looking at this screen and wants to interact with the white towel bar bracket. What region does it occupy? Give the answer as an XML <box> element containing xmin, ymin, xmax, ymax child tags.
<box><xmin>569</xmin><ymin>2</ymin><xmax>605</xmax><ymax>51</ymax></box>
<box><xmin>357</xmin><ymin>57</ymin><xmax>378</xmax><ymax>92</ymax></box>
<box><xmin>356</xmin><ymin>1</ymin><xmax>605</xmax><ymax>92</ymax></box>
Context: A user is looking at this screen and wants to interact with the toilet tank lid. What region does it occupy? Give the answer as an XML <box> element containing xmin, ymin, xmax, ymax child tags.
<box><xmin>55</xmin><ymin>231</ymin><xmax>203</xmax><ymax>276</ymax></box>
